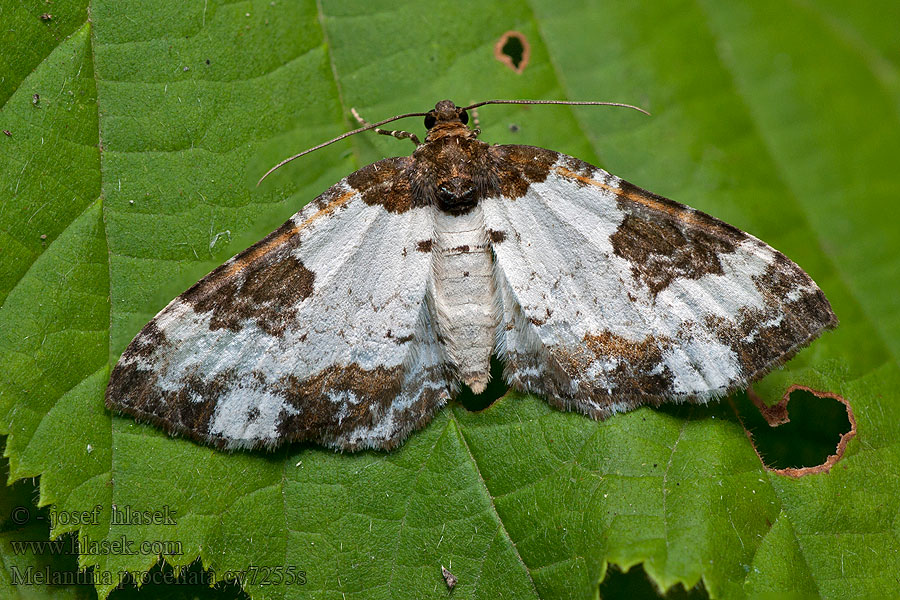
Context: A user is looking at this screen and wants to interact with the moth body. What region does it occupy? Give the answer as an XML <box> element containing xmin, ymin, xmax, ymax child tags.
<box><xmin>431</xmin><ymin>204</ymin><xmax>497</xmax><ymax>393</ymax></box>
<box><xmin>411</xmin><ymin>108</ymin><xmax>502</xmax><ymax>394</ymax></box>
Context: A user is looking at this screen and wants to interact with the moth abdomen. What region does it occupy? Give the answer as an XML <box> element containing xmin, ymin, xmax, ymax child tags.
<box><xmin>431</xmin><ymin>205</ymin><xmax>497</xmax><ymax>394</ymax></box>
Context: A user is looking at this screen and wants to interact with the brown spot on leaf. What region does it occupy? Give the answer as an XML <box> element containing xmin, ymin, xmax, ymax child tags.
<box><xmin>494</xmin><ymin>31</ymin><xmax>531</xmax><ymax>73</ymax></box>
<box><xmin>748</xmin><ymin>386</ymin><xmax>790</xmax><ymax>427</ymax></box>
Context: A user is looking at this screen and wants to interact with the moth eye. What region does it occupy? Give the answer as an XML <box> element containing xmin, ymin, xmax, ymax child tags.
<box><xmin>459</xmin><ymin>110</ymin><xmax>469</xmax><ymax>125</ymax></box>
<box><xmin>424</xmin><ymin>114</ymin><xmax>436</xmax><ymax>129</ymax></box>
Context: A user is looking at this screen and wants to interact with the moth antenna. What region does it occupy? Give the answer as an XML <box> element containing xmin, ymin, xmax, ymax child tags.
<box><xmin>257</xmin><ymin>110</ymin><xmax>429</xmax><ymax>185</ymax></box>
<box><xmin>461</xmin><ymin>99</ymin><xmax>651</xmax><ymax>116</ymax></box>
<box><xmin>258</xmin><ymin>100</ymin><xmax>649</xmax><ymax>185</ymax></box>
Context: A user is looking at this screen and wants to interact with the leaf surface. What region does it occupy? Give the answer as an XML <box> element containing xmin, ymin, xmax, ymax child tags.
<box><xmin>1</xmin><ymin>1</ymin><xmax>898</xmax><ymax>598</ymax></box>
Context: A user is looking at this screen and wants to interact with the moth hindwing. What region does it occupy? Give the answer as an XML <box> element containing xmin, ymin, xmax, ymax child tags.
<box><xmin>106</xmin><ymin>100</ymin><xmax>837</xmax><ymax>451</ymax></box>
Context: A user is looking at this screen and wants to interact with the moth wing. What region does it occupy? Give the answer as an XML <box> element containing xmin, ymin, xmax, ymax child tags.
<box><xmin>107</xmin><ymin>157</ymin><xmax>448</xmax><ymax>451</ymax></box>
<box><xmin>483</xmin><ymin>145</ymin><xmax>836</xmax><ymax>418</ymax></box>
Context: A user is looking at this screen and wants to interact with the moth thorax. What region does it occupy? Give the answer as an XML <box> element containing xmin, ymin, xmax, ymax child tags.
<box><xmin>436</xmin><ymin>178</ymin><xmax>478</xmax><ymax>214</ymax></box>
<box><xmin>430</xmin><ymin>205</ymin><xmax>497</xmax><ymax>394</ymax></box>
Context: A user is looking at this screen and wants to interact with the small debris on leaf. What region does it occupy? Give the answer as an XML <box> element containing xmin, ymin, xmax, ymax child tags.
<box><xmin>441</xmin><ymin>565</ymin><xmax>457</xmax><ymax>591</ymax></box>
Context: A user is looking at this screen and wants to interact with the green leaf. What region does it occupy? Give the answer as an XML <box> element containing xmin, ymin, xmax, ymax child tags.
<box><xmin>0</xmin><ymin>443</ymin><xmax>97</xmax><ymax>600</ymax></box>
<box><xmin>2</xmin><ymin>1</ymin><xmax>899</xmax><ymax>599</ymax></box>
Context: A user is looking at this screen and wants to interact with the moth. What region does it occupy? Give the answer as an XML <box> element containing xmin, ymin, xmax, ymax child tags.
<box><xmin>106</xmin><ymin>99</ymin><xmax>837</xmax><ymax>451</ymax></box>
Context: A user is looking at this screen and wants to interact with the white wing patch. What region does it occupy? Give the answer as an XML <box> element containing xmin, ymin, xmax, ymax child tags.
<box><xmin>483</xmin><ymin>150</ymin><xmax>836</xmax><ymax>418</ymax></box>
<box><xmin>107</xmin><ymin>158</ymin><xmax>450</xmax><ymax>451</ymax></box>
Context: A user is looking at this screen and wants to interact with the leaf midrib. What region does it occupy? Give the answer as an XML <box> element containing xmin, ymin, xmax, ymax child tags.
<box><xmin>450</xmin><ymin>410</ymin><xmax>541</xmax><ymax>598</ymax></box>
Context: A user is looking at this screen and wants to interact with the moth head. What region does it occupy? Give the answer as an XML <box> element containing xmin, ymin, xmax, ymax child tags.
<box><xmin>258</xmin><ymin>99</ymin><xmax>648</xmax><ymax>186</ymax></box>
<box><xmin>425</xmin><ymin>100</ymin><xmax>469</xmax><ymax>130</ymax></box>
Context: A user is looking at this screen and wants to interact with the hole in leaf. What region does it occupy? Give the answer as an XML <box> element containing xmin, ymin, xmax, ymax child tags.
<box><xmin>598</xmin><ymin>564</ymin><xmax>708</xmax><ymax>599</ymax></box>
<box><xmin>456</xmin><ymin>354</ymin><xmax>509</xmax><ymax>411</ymax></box>
<box><xmin>739</xmin><ymin>386</ymin><xmax>856</xmax><ymax>476</ymax></box>
<box><xmin>494</xmin><ymin>31</ymin><xmax>531</xmax><ymax>73</ymax></box>
<box><xmin>500</xmin><ymin>36</ymin><xmax>525</xmax><ymax>67</ymax></box>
